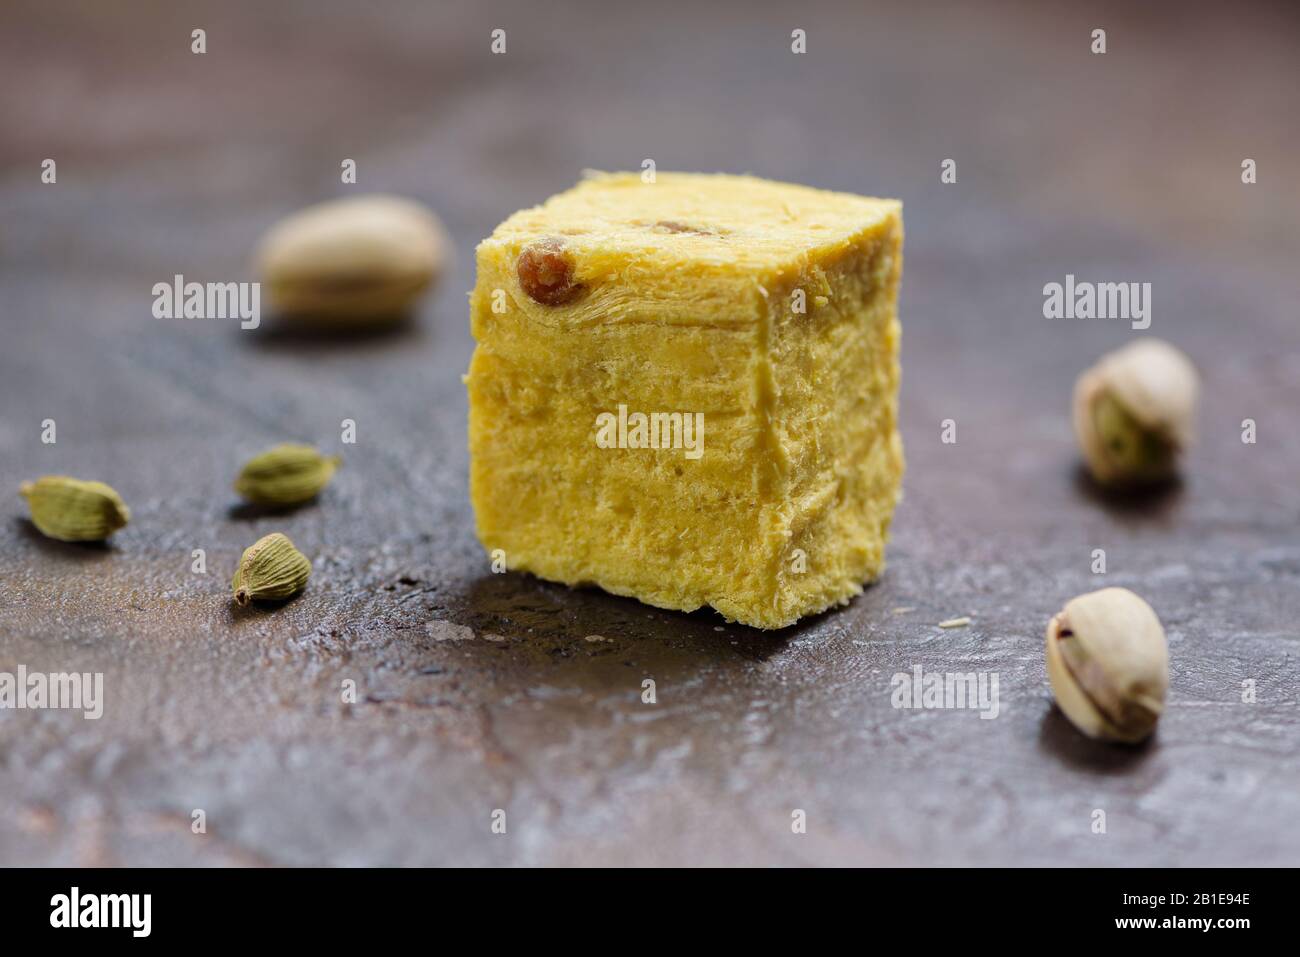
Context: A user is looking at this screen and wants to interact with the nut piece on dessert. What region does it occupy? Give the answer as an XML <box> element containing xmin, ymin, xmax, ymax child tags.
<box><xmin>466</xmin><ymin>172</ymin><xmax>904</xmax><ymax>629</ymax></box>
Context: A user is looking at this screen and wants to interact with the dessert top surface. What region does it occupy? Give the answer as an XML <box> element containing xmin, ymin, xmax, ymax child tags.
<box><xmin>479</xmin><ymin>172</ymin><xmax>900</xmax><ymax>272</ymax></box>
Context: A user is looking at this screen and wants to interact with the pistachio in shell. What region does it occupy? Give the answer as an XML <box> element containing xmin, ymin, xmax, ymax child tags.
<box><xmin>1073</xmin><ymin>338</ymin><xmax>1198</xmax><ymax>486</ymax></box>
<box><xmin>1045</xmin><ymin>587</ymin><xmax>1169</xmax><ymax>743</ymax></box>
<box><xmin>255</xmin><ymin>194</ymin><xmax>450</xmax><ymax>325</ymax></box>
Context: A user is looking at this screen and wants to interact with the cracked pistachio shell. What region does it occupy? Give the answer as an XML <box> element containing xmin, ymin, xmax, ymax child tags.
<box><xmin>235</xmin><ymin>444</ymin><xmax>340</xmax><ymax>506</ymax></box>
<box><xmin>1045</xmin><ymin>587</ymin><xmax>1168</xmax><ymax>744</ymax></box>
<box><xmin>1073</xmin><ymin>338</ymin><xmax>1199</xmax><ymax>486</ymax></box>
<box><xmin>20</xmin><ymin>476</ymin><xmax>130</xmax><ymax>542</ymax></box>
<box><xmin>232</xmin><ymin>532</ymin><xmax>311</xmax><ymax>606</ymax></box>
<box><xmin>256</xmin><ymin>194</ymin><xmax>450</xmax><ymax>324</ymax></box>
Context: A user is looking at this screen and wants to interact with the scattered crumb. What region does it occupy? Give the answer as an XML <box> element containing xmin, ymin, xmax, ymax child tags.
<box><xmin>583</xmin><ymin>634</ymin><xmax>611</xmax><ymax>643</ymax></box>
<box><xmin>481</xmin><ymin>633</ymin><xmax>507</xmax><ymax>642</ymax></box>
<box><xmin>938</xmin><ymin>616</ymin><xmax>971</xmax><ymax>629</ymax></box>
<box><xmin>892</xmin><ymin>606</ymin><xmax>916</xmax><ymax>615</ymax></box>
<box><xmin>425</xmin><ymin>621</ymin><xmax>475</xmax><ymax>641</ymax></box>
<box><xmin>714</xmin><ymin>626</ymin><xmax>725</xmax><ymax>632</ymax></box>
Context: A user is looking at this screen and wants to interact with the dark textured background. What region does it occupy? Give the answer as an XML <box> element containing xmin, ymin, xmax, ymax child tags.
<box><xmin>1</xmin><ymin>0</ymin><xmax>1297</xmax><ymax>866</ymax></box>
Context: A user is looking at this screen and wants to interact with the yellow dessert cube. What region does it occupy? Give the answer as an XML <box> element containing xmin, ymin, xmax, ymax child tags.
<box><xmin>466</xmin><ymin>172</ymin><xmax>904</xmax><ymax>629</ymax></box>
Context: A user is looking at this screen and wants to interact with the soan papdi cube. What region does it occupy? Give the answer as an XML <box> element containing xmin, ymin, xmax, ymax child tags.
<box><xmin>466</xmin><ymin>172</ymin><xmax>904</xmax><ymax>629</ymax></box>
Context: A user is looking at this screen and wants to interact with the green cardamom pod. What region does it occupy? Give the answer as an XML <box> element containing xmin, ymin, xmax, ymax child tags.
<box><xmin>232</xmin><ymin>532</ymin><xmax>311</xmax><ymax>606</ymax></box>
<box><xmin>20</xmin><ymin>476</ymin><xmax>130</xmax><ymax>542</ymax></box>
<box><xmin>234</xmin><ymin>444</ymin><xmax>340</xmax><ymax>505</ymax></box>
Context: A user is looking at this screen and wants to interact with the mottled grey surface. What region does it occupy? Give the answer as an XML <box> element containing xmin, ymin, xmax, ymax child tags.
<box><xmin>0</xmin><ymin>0</ymin><xmax>1297</xmax><ymax>866</ymax></box>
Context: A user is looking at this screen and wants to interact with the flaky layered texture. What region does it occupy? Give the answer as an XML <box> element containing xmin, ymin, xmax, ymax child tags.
<box><xmin>467</xmin><ymin>172</ymin><xmax>903</xmax><ymax>628</ymax></box>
